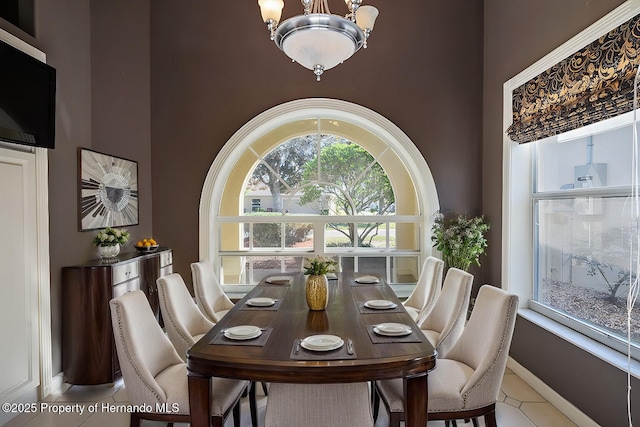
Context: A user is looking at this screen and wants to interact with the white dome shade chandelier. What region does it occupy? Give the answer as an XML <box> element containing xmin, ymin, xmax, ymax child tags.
<box><xmin>258</xmin><ymin>0</ymin><xmax>379</xmax><ymax>81</ymax></box>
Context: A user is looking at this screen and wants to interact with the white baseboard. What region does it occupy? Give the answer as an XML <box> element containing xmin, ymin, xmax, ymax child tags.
<box><xmin>507</xmin><ymin>357</ymin><xmax>600</xmax><ymax>427</ymax></box>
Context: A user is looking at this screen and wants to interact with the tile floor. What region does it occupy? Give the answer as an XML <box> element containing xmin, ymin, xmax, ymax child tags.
<box><xmin>3</xmin><ymin>368</ymin><xmax>578</xmax><ymax>427</ymax></box>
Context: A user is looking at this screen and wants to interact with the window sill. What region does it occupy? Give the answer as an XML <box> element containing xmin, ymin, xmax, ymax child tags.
<box><xmin>518</xmin><ymin>308</ymin><xmax>640</xmax><ymax>380</ymax></box>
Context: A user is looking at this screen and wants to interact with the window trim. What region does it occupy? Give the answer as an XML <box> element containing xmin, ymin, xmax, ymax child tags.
<box><xmin>503</xmin><ymin>0</ymin><xmax>640</xmax><ymax>362</ymax></box>
<box><xmin>199</xmin><ymin>98</ymin><xmax>440</xmax><ymax>281</ymax></box>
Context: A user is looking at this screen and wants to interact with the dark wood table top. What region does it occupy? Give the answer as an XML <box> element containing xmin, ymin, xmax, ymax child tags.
<box><xmin>187</xmin><ymin>272</ymin><xmax>436</xmax><ymax>383</ymax></box>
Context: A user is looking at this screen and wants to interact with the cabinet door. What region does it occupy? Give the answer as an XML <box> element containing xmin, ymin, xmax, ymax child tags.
<box><xmin>140</xmin><ymin>255</ymin><xmax>161</xmax><ymax>322</ymax></box>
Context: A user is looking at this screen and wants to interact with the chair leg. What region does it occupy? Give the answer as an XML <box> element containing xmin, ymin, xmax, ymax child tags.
<box><xmin>485</xmin><ymin>411</ymin><xmax>497</xmax><ymax>427</ymax></box>
<box><xmin>472</xmin><ymin>418</ymin><xmax>479</xmax><ymax>427</ymax></box>
<box><xmin>371</xmin><ymin>383</ymin><xmax>380</xmax><ymax>421</ymax></box>
<box><xmin>261</xmin><ymin>381</ymin><xmax>269</xmax><ymax>396</ymax></box>
<box><xmin>249</xmin><ymin>381</ymin><xmax>258</xmax><ymax>427</ymax></box>
<box><xmin>233</xmin><ymin>398</ymin><xmax>241</xmax><ymax>427</ymax></box>
<box><xmin>130</xmin><ymin>412</ymin><xmax>141</xmax><ymax>427</ymax></box>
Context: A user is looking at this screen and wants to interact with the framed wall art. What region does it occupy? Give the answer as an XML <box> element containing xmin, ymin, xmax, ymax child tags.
<box><xmin>78</xmin><ymin>148</ymin><xmax>138</xmax><ymax>231</ymax></box>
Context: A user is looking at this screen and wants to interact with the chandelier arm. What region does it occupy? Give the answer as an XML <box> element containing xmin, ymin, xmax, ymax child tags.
<box><xmin>301</xmin><ymin>0</ymin><xmax>312</xmax><ymax>15</ymax></box>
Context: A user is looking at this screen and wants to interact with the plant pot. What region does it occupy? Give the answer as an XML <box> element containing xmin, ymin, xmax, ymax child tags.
<box><xmin>305</xmin><ymin>274</ymin><xmax>329</xmax><ymax>310</ymax></box>
<box><xmin>98</xmin><ymin>244</ymin><xmax>120</xmax><ymax>259</ymax></box>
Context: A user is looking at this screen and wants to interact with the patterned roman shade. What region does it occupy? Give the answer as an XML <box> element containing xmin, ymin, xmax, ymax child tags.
<box><xmin>507</xmin><ymin>14</ymin><xmax>640</xmax><ymax>144</ymax></box>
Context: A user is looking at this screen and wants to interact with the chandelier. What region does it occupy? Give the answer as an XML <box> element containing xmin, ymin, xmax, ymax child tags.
<box><xmin>258</xmin><ymin>0</ymin><xmax>379</xmax><ymax>81</ymax></box>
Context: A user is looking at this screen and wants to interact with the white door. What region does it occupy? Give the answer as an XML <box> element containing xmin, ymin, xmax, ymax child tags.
<box><xmin>0</xmin><ymin>147</ymin><xmax>40</xmax><ymax>423</ymax></box>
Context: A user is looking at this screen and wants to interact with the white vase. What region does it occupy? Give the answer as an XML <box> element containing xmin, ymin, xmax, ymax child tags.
<box><xmin>98</xmin><ymin>244</ymin><xmax>120</xmax><ymax>259</ymax></box>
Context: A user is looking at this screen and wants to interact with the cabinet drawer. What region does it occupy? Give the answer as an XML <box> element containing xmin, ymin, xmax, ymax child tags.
<box><xmin>160</xmin><ymin>251</ymin><xmax>172</xmax><ymax>268</ymax></box>
<box><xmin>112</xmin><ymin>278</ymin><xmax>140</xmax><ymax>298</ymax></box>
<box><xmin>112</xmin><ymin>262</ymin><xmax>139</xmax><ymax>285</ymax></box>
<box><xmin>160</xmin><ymin>265</ymin><xmax>173</xmax><ymax>278</ymax></box>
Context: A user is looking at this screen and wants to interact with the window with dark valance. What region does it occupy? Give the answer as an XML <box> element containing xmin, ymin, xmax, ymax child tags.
<box><xmin>507</xmin><ymin>14</ymin><xmax>640</xmax><ymax>144</ymax></box>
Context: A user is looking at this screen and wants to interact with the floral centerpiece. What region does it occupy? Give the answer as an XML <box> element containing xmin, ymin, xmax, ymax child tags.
<box><xmin>303</xmin><ymin>256</ymin><xmax>338</xmax><ymax>276</ymax></box>
<box><xmin>93</xmin><ymin>227</ymin><xmax>130</xmax><ymax>247</ymax></box>
<box><xmin>431</xmin><ymin>212</ymin><xmax>489</xmax><ymax>271</ymax></box>
<box><xmin>93</xmin><ymin>227</ymin><xmax>130</xmax><ymax>259</ymax></box>
<box><xmin>302</xmin><ymin>256</ymin><xmax>337</xmax><ymax>311</ymax></box>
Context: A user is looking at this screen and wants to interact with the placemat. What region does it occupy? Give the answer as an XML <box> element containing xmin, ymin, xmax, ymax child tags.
<box><xmin>365</xmin><ymin>325</ymin><xmax>426</xmax><ymax>344</ymax></box>
<box><xmin>289</xmin><ymin>339</ymin><xmax>357</xmax><ymax>360</ymax></box>
<box><xmin>209</xmin><ymin>328</ymin><xmax>273</xmax><ymax>346</ymax></box>
<box><xmin>263</xmin><ymin>276</ymin><xmax>293</xmax><ymax>285</ymax></box>
<box><xmin>357</xmin><ymin>302</ymin><xmax>407</xmax><ymax>314</ymax></box>
<box><xmin>238</xmin><ymin>300</ymin><xmax>282</xmax><ymax>311</ymax></box>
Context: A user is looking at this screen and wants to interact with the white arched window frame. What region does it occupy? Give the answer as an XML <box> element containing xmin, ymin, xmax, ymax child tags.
<box><xmin>199</xmin><ymin>98</ymin><xmax>439</xmax><ymax>295</ymax></box>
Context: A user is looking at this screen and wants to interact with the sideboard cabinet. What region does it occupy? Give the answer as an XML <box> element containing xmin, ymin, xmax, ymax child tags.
<box><xmin>62</xmin><ymin>248</ymin><xmax>172</xmax><ymax>385</ymax></box>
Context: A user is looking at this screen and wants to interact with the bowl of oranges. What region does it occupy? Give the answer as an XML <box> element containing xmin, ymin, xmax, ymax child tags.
<box><xmin>135</xmin><ymin>238</ymin><xmax>159</xmax><ymax>252</ymax></box>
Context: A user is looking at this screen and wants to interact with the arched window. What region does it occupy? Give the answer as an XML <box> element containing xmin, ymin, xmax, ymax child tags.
<box><xmin>199</xmin><ymin>99</ymin><xmax>439</xmax><ymax>295</ymax></box>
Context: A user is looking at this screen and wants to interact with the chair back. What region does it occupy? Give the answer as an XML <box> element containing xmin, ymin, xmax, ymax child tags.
<box><xmin>419</xmin><ymin>267</ymin><xmax>473</xmax><ymax>357</ymax></box>
<box><xmin>191</xmin><ymin>260</ymin><xmax>234</xmax><ymax>322</ymax></box>
<box><xmin>109</xmin><ymin>290</ymin><xmax>184</xmax><ymax>406</ymax></box>
<box><xmin>403</xmin><ymin>256</ymin><xmax>444</xmax><ymax>320</ymax></box>
<box><xmin>157</xmin><ymin>273</ymin><xmax>216</xmax><ymax>361</ymax></box>
<box><xmin>445</xmin><ymin>285</ymin><xmax>519</xmax><ymax>407</ymax></box>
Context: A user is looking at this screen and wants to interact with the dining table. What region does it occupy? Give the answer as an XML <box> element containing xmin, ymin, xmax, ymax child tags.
<box><xmin>187</xmin><ymin>271</ymin><xmax>437</xmax><ymax>427</ymax></box>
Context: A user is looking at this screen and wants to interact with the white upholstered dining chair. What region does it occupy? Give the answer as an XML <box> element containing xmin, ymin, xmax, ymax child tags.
<box><xmin>109</xmin><ymin>290</ymin><xmax>249</xmax><ymax>427</ymax></box>
<box><xmin>374</xmin><ymin>285</ymin><xmax>519</xmax><ymax>427</ymax></box>
<box><xmin>157</xmin><ymin>273</ymin><xmax>215</xmax><ymax>362</ymax></box>
<box><xmin>418</xmin><ymin>267</ymin><xmax>473</xmax><ymax>357</ymax></box>
<box><xmin>191</xmin><ymin>260</ymin><xmax>235</xmax><ymax>323</ymax></box>
<box><xmin>264</xmin><ymin>382</ymin><xmax>374</xmax><ymax>427</ymax></box>
<box><xmin>402</xmin><ymin>256</ymin><xmax>444</xmax><ymax>322</ymax></box>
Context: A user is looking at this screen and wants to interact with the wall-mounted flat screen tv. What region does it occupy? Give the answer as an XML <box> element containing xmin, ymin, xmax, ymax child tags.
<box><xmin>0</xmin><ymin>39</ymin><xmax>56</xmax><ymax>149</ymax></box>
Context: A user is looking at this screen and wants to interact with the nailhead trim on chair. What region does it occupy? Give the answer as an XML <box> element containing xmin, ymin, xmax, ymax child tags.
<box><xmin>459</xmin><ymin>295</ymin><xmax>517</xmax><ymax>410</ymax></box>
<box><xmin>112</xmin><ymin>301</ymin><xmax>166</xmax><ymax>408</ymax></box>
<box><xmin>158</xmin><ymin>283</ymin><xmax>193</xmax><ymax>347</ymax></box>
<box><xmin>435</xmin><ymin>274</ymin><xmax>473</xmax><ymax>355</ymax></box>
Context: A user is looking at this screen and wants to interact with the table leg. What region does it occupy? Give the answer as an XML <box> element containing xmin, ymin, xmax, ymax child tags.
<box><xmin>404</xmin><ymin>374</ymin><xmax>428</xmax><ymax>427</ymax></box>
<box><xmin>188</xmin><ymin>372</ymin><xmax>211</xmax><ymax>427</ymax></box>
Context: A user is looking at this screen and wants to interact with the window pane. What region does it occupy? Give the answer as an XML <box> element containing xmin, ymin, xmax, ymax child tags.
<box><xmin>252</xmin><ymin>223</ymin><xmax>281</xmax><ymax>248</ymax></box>
<box><xmin>285</xmin><ymin>222</ymin><xmax>313</xmax><ymax>249</ymax></box>
<box><xmin>249</xmin><ymin>256</ymin><xmax>302</xmax><ymax>282</ymax></box>
<box><xmin>325</xmin><ymin>223</ymin><xmax>354</xmax><ymax>248</ymax></box>
<box><xmin>536</xmin><ymin>125</ymin><xmax>632</xmax><ymax>192</ymax></box>
<box><xmin>535</xmin><ymin>197</ymin><xmax>639</xmax><ymax>348</ymax></box>
<box><xmin>358</xmin><ymin>222</ymin><xmax>395</xmax><ymax>248</ymax></box>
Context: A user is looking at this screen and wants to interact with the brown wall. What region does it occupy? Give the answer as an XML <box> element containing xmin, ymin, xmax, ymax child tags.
<box><xmin>32</xmin><ymin>0</ymin><xmax>152</xmax><ymax>374</ymax></box>
<box><xmin>149</xmin><ymin>0</ymin><xmax>484</xmax><ymax>284</ymax></box>
<box><xmin>483</xmin><ymin>0</ymin><xmax>639</xmax><ymax>424</ymax></box>
<box><xmin>24</xmin><ymin>0</ymin><xmax>483</xmax><ymax>378</ymax></box>
<box><xmin>13</xmin><ymin>2</ymin><xmax>635</xmax><ymax>421</ymax></box>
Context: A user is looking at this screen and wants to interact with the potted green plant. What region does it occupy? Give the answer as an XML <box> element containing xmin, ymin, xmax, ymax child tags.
<box><xmin>431</xmin><ymin>212</ymin><xmax>489</xmax><ymax>272</ymax></box>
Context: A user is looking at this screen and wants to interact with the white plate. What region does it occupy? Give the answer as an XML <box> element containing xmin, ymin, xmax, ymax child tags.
<box><xmin>265</xmin><ymin>276</ymin><xmax>292</xmax><ymax>284</ymax></box>
<box><xmin>326</xmin><ymin>272</ymin><xmax>337</xmax><ymax>280</ymax></box>
<box><xmin>301</xmin><ymin>334</ymin><xmax>344</xmax><ymax>351</ymax></box>
<box><xmin>224</xmin><ymin>325</ymin><xmax>262</xmax><ymax>340</ymax></box>
<box><xmin>355</xmin><ymin>275</ymin><xmax>379</xmax><ymax>284</ymax></box>
<box><xmin>374</xmin><ymin>323</ymin><xmax>412</xmax><ymax>337</ymax></box>
<box><xmin>364</xmin><ymin>300</ymin><xmax>397</xmax><ymax>309</ymax></box>
<box><xmin>247</xmin><ymin>297</ymin><xmax>276</xmax><ymax>307</ymax></box>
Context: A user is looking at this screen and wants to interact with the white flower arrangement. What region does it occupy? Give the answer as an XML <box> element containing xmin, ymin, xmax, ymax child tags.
<box><xmin>431</xmin><ymin>212</ymin><xmax>489</xmax><ymax>271</ymax></box>
<box><xmin>93</xmin><ymin>227</ymin><xmax>130</xmax><ymax>247</ymax></box>
<box><xmin>303</xmin><ymin>256</ymin><xmax>338</xmax><ymax>276</ymax></box>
